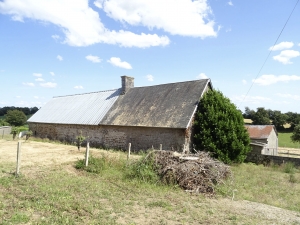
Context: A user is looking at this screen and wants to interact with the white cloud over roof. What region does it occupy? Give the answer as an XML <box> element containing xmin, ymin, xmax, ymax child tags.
<box><xmin>107</xmin><ymin>57</ymin><xmax>132</xmax><ymax>69</ymax></box>
<box><xmin>269</xmin><ymin>41</ymin><xmax>294</xmax><ymax>51</ymax></box>
<box><xmin>196</xmin><ymin>73</ymin><xmax>208</xmax><ymax>79</ymax></box>
<box><xmin>57</xmin><ymin>55</ymin><xmax>63</xmax><ymax>61</ymax></box>
<box><xmin>40</xmin><ymin>82</ymin><xmax>57</xmax><ymax>88</ymax></box>
<box><xmin>97</xmin><ymin>0</ymin><xmax>216</xmax><ymax>38</ymax></box>
<box><xmin>273</xmin><ymin>50</ymin><xmax>300</xmax><ymax>64</ymax></box>
<box><xmin>85</xmin><ymin>55</ymin><xmax>102</xmax><ymax>63</ymax></box>
<box><xmin>253</xmin><ymin>74</ymin><xmax>300</xmax><ymax>86</ymax></box>
<box><xmin>22</xmin><ymin>82</ymin><xmax>35</xmax><ymax>87</ymax></box>
<box><xmin>146</xmin><ymin>74</ymin><xmax>154</xmax><ymax>81</ymax></box>
<box><xmin>0</xmin><ymin>0</ymin><xmax>216</xmax><ymax>48</ymax></box>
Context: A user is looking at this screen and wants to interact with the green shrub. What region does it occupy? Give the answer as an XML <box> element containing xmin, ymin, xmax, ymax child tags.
<box><xmin>75</xmin><ymin>155</ymin><xmax>107</xmax><ymax>174</ymax></box>
<box><xmin>193</xmin><ymin>90</ymin><xmax>251</xmax><ymax>164</ymax></box>
<box><xmin>124</xmin><ymin>153</ymin><xmax>160</xmax><ymax>184</ymax></box>
<box><xmin>283</xmin><ymin>162</ymin><xmax>295</xmax><ymax>174</ymax></box>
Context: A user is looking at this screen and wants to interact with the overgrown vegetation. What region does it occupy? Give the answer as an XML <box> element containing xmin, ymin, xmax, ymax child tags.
<box><xmin>1</xmin><ymin>140</ymin><xmax>300</xmax><ymax>224</ymax></box>
<box><xmin>218</xmin><ymin>162</ymin><xmax>300</xmax><ymax>211</ymax></box>
<box><xmin>194</xmin><ymin>90</ymin><xmax>251</xmax><ymax>164</ymax></box>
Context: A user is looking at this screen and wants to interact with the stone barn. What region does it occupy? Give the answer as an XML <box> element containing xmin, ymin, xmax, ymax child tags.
<box><xmin>245</xmin><ymin>125</ymin><xmax>278</xmax><ymax>156</ymax></box>
<box><xmin>28</xmin><ymin>76</ymin><xmax>212</xmax><ymax>151</ymax></box>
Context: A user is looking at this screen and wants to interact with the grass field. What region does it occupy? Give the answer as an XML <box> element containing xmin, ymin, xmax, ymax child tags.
<box><xmin>1</xmin><ymin>140</ymin><xmax>300</xmax><ymax>224</ymax></box>
<box><xmin>278</xmin><ymin>132</ymin><xmax>300</xmax><ymax>148</ymax></box>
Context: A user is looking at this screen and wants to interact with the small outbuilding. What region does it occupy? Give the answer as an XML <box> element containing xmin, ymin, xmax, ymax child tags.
<box><xmin>245</xmin><ymin>125</ymin><xmax>278</xmax><ymax>155</ymax></box>
<box><xmin>28</xmin><ymin>76</ymin><xmax>212</xmax><ymax>152</ymax></box>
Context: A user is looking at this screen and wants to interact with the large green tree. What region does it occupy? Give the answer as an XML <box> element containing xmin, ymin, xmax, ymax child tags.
<box><xmin>5</xmin><ymin>110</ymin><xmax>27</xmax><ymax>126</ymax></box>
<box><xmin>291</xmin><ymin>124</ymin><xmax>300</xmax><ymax>143</ymax></box>
<box><xmin>252</xmin><ymin>107</ymin><xmax>271</xmax><ymax>125</ymax></box>
<box><xmin>193</xmin><ymin>90</ymin><xmax>251</xmax><ymax>164</ymax></box>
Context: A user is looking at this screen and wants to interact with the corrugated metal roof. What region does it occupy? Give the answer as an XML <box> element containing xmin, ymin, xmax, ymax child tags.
<box><xmin>100</xmin><ymin>79</ymin><xmax>211</xmax><ymax>128</ymax></box>
<box><xmin>245</xmin><ymin>125</ymin><xmax>277</xmax><ymax>139</ymax></box>
<box><xmin>28</xmin><ymin>89</ymin><xmax>121</xmax><ymax>125</ymax></box>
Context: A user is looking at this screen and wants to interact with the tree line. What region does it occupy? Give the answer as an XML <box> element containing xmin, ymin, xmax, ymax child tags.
<box><xmin>243</xmin><ymin>107</ymin><xmax>300</xmax><ymax>131</ymax></box>
<box><xmin>0</xmin><ymin>106</ymin><xmax>39</xmax><ymax>117</ymax></box>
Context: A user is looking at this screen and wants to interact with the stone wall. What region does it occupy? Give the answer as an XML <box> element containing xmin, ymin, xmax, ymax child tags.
<box><xmin>0</xmin><ymin>126</ymin><xmax>11</xmax><ymax>136</ymax></box>
<box><xmin>246</xmin><ymin>145</ymin><xmax>300</xmax><ymax>167</ymax></box>
<box><xmin>28</xmin><ymin>123</ymin><xmax>189</xmax><ymax>151</ymax></box>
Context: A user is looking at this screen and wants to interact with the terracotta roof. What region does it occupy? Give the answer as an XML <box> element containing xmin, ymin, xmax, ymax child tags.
<box><xmin>245</xmin><ymin>125</ymin><xmax>277</xmax><ymax>139</ymax></box>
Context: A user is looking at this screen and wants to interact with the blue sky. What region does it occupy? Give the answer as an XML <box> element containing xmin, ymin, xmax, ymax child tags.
<box><xmin>0</xmin><ymin>0</ymin><xmax>299</xmax><ymax>113</ymax></box>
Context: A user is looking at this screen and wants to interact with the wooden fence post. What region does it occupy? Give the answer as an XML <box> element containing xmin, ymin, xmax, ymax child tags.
<box><xmin>127</xmin><ymin>143</ymin><xmax>131</xmax><ymax>161</ymax></box>
<box><xmin>85</xmin><ymin>142</ymin><xmax>90</xmax><ymax>167</ymax></box>
<box><xmin>160</xmin><ymin>144</ymin><xmax>162</xmax><ymax>150</ymax></box>
<box><xmin>16</xmin><ymin>141</ymin><xmax>21</xmax><ymax>176</ymax></box>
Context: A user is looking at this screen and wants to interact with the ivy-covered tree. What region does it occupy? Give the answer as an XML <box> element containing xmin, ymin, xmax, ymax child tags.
<box><xmin>291</xmin><ymin>124</ymin><xmax>300</xmax><ymax>143</ymax></box>
<box><xmin>193</xmin><ymin>90</ymin><xmax>251</xmax><ymax>164</ymax></box>
<box><xmin>5</xmin><ymin>110</ymin><xmax>27</xmax><ymax>126</ymax></box>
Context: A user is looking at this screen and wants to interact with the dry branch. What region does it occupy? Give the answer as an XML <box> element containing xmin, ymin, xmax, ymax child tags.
<box><xmin>145</xmin><ymin>150</ymin><xmax>232</xmax><ymax>195</ymax></box>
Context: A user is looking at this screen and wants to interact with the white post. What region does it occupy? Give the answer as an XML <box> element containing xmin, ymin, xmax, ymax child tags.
<box><xmin>85</xmin><ymin>142</ymin><xmax>90</xmax><ymax>167</ymax></box>
<box><xmin>16</xmin><ymin>141</ymin><xmax>21</xmax><ymax>176</ymax></box>
<box><xmin>160</xmin><ymin>144</ymin><xmax>162</xmax><ymax>150</ymax></box>
<box><xmin>127</xmin><ymin>143</ymin><xmax>131</xmax><ymax>161</ymax></box>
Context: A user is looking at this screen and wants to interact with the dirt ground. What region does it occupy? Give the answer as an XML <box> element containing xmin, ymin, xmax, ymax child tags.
<box><xmin>1</xmin><ymin>139</ymin><xmax>300</xmax><ymax>224</ymax></box>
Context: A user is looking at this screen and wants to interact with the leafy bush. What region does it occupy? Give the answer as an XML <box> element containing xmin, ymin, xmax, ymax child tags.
<box><xmin>193</xmin><ymin>90</ymin><xmax>251</xmax><ymax>164</ymax></box>
<box><xmin>75</xmin><ymin>155</ymin><xmax>107</xmax><ymax>174</ymax></box>
<box><xmin>124</xmin><ymin>153</ymin><xmax>160</xmax><ymax>184</ymax></box>
<box><xmin>10</xmin><ymin>127</ymin><xmax>19</xmax><ymax>140</ymax></box>
<box><xmin>0</xmin><ymin>119</ymin><xmax>9</xmax><ymax>126</ymax></box>
<box><xmin>5</xmin><ymin>110</ymin><xmax>27</xmax><ymax>126</ymax></box>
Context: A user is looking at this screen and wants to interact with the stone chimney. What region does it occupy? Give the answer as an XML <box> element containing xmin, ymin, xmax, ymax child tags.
<box><xmin>121</xmin><ymin>76</ymin><xmax>134</xmax><ymax>95</ymax></box>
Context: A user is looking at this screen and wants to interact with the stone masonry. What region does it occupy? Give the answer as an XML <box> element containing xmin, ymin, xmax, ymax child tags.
<box><xmin>29</xmin><ymin>123</ymin><xmax>190</xmax><ymax>151</ymax></box>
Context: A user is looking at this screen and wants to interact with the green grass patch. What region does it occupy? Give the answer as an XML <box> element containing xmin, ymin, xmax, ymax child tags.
<box><xmin>278</xmin><ymin>132</ymin><xmax>300</xmax><ymax>148</ymax></box>
<box><xmin>218</xmin><ymin>163</ymin><xmax>300</xmax><ymax>211</ymax></box>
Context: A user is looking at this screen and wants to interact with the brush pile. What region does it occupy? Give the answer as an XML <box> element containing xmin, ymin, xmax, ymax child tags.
<box><xmin>144</xmin><ymin>150</ymin><xmax>232</xmax><ymax>195</ymax></box>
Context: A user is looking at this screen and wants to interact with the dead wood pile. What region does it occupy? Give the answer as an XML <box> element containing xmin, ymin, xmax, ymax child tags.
<box><xmin>146</xmin><ymin>150</ymin><xmax>232</xmax><ymax>195</ymax></box>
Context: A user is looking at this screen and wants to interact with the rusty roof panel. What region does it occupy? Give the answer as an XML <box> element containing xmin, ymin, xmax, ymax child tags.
<box><xmin>28</xmin><ymin>89</ymin><xmax>121</xmax><ymax>125</ymax></box>
<box><xmin>245</xmin><ymin>125</ymin><xmax>277</xmax><ymax>139</ymax></box>
<box><xmin>100</xmin><ymin>79</ymin><xmax>211</xmax><ymax>128</ymax></box>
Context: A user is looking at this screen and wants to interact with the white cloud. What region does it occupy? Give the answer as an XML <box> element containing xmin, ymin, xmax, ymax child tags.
<box><xmin>273</xmin><ymin>50</ymin><xmax>300</xmax><ymax>64</ymax></box>
<box><xmin>16</xmin><ymin>96</ymin><xmax>21</xmax><ymax>98</ymax></box>
<box><xmin>107</xmin><ymin>57</ymin><xmax>132</xmax><ymax>69</ymax></box>
<box><xmin>98</xmin><ymin>0</ymin><xmax>216</xmax><ymax>39</ymax></box>
<box><xmin>253</xmin><ymin>74</ymin><xmax>300</xmax><ymax>86</ymax></box>
<box><xmin>74</xmin><ymin>85</ymin><xmax>83</xmax><ymax>89</ymax></box>
<box><xmin>276</xmin><ymin>93</ymin><xmax>300</xmax><ymax>101</ymax></box>
<box><xmin>22</xmin><ymin>82</ymin><xmax>35</xmax><ymax>87</ymax></box>
<box><xmin>269</xmin><ymin>41</ymin><xmax>294</xmax><ymax>51</ymax></box>
<box><xmin>33</xmin><ymin>73</ymin><xmax>42</xmax><ymax>77</ymax></box>
<box><xmin>34</xmin><ymin>96</ymin><xmax>39</xmax><ymax>99</ymax></box>
<box><xmin>51</xmin><ymin>34</ymin><xmax>60</xmax><ymax>40</ymax></box>
<box><xmin>35</xmin><ymin>78</ymin><xmax>44</xmax><ymax>82</ymax></box>
<box><xmin>146</xmin><ymin>74</ymin><xmax>154</xmax><ymax>81</ymax></box>
<box><xmin>57</xmin><ymin>55</ymin><xmax>63</xmax><ymax>61</ymax></box>
<box><xmin>40</xmin><ymin>82</ymin><xmax>57</xmax><ymax>88</ymax></box>
<box><xmin>232</xmin><ymin>95</ymin><xmax>271</xmax><ymax>104</ymax></box>
<box><xmin>196</xmin><ymin>73</ymin><xmax>208</xmax><ymax>79</ymax></box>
<box><xmin>86</xmin><ymin>55</ymin><xmax>102</xmax><ymax>63</ymax></box>
<box><xmin>0</xmin><ymin>0</ymin><xmax>171</xmax><ymax>48</ymax></box>
<box><xmin>242</xmin><ymin>79</ymin><xmax>247</xmax><ymax>85</ymax></box>
<box><xmin>50</xmin><ymin>72</ymin><xmax>55</xmax><ymax>76</ymax></box>
<box><xmin>228</xmin><ymin>1</ymin><xmax>233</xmax><ymax>6</ymax></box>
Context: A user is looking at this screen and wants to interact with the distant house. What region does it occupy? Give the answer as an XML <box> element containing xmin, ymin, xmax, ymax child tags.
<box><xmin>245</xmin><ymin>125</ymin><xmax>278</xmax><ymax>155</ymax></box>
<box><xmin>28</xmin><ymin>76</ymin><xmax>212</xmax><ymax>151</ymax></box>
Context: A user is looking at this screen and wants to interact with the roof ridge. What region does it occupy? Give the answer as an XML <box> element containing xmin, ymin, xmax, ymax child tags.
<box><xmin>133</xmin><ymin>79</ymin><xmax>209</xmax><ymax>89</ymax></box>
<box><xmin>53</xmin><ymin>88</ymin><xmax>120</xmax><ymax>98</ymax></box>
